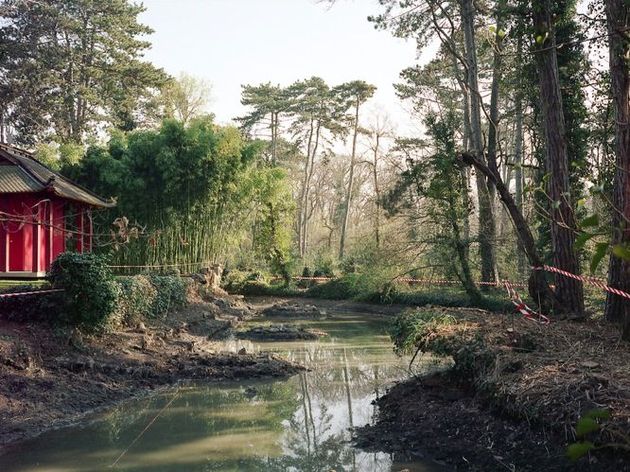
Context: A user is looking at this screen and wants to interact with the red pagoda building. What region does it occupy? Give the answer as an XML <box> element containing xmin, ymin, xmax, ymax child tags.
<box><xmin>0</xmin><ymin>143</ymin><xmax>115</xmax><ymax>278</ymax></box>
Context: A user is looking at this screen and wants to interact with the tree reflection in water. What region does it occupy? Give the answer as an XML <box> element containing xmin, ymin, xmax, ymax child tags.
<box><xmin>0</xmin><ymin>313</ymin><xmax>442</xmax><ymax>472</ymax></box>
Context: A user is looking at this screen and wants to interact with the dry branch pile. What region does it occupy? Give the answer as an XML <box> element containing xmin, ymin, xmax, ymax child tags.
<box><xmin>414</xmin><ymin>307</ymin><xmax>630</xmax><ymax>444</ymax></box>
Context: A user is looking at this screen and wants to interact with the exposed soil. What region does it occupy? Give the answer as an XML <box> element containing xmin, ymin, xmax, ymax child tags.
<box><xmin>0</xmin><ymin>296</ymin><xmax>303</xmax><ymax>450</ymax></box>
<box><xmin>261</xmin><ymin>301</ymin><xmax>328</xmax><ymax>319</ymax></box>
<box><xmin>355</xmin><ymin>306</ymin><xmax>630</xmax><ymax>471</ymax></box>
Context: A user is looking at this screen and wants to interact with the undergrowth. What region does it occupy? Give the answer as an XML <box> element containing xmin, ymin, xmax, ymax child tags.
<box><xmin>390</xmin><ymin>309</ymin><xmax>499</xmax><ymax>383</ymax></box>
<box><xmin>390</xmin><ymin>310</ymin><xmax>458</xmax><ymax>355</ymax></box>
<box><xmin>2</xmin><ymin>253</ymin><xmax>191</xmax><ymax>332</ymax></box>
<box><xmin>224</xmin><ymin>271</ymin><xmax>513</xmax><ymax>312</ymax></box>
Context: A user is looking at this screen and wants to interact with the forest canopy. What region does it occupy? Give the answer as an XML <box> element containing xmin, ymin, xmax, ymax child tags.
<box><xmin>0</xmin><ymin>0</ymin><xmax>628</xmax><ymax>338</ymax></box>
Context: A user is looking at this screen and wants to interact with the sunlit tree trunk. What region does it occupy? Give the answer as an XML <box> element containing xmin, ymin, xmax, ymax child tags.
<box><xmin>372</xmin><ymin>133</ymin><xmax>381</xmax><ymax>248</ymax></box>
<box><xmin>460</xmin><ymin>0</ymin><xmax>498</xmax><ymax>284</ymax></box>
<box><xmin>339</xmin><ymin>98</ymin><xmax>360</xmax><ymax>259</ymax></box>
<box><xmin>297</xmin><ymin>118</ymin><xmax>314</xmax><ymax>257</ymax></box>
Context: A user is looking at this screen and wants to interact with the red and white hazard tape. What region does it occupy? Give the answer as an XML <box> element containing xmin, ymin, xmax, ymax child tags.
<box><xmin>0</xmin><ymin>288</ymin><xmax>64</xmax><ymax>299</ymax></box>
<box><xmin>291</xmin><ymin>276</ymin><xmax>335</xmax><ymax>281</ymax></box>
<box><xmin>503</xmin><ymin>280</ymin><xmax>550</xmax><ymax>324</ymax></box>
<box><xmin>108</xmin><ymin>261</ymin><xmax>212</xmax><ymax>269</ymax></box>
<box><xmin>398</xmin><ymin>277</ymin><xmax>528</xmax><ymax>288</ymax></box>
<box><xmin>534</xmin><ymin>265</ymin><xmax>630</xmax><ymax>301</ymax></box>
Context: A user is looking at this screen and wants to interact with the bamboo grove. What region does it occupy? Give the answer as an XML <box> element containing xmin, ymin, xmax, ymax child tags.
<box><xmin>0</xmin><ymin>0</ymin><xmax>628</xmax><ymax>336</ymax></box>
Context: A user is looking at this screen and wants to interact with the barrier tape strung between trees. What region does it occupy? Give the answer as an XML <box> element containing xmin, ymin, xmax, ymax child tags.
<box><xmin>290</xmin><ymin>275</ymin><xmax>529</xmax><ymax>288</ymax></box>
<box><xmin>534</xmin><ymin>265</ymin><xmax>630</xmax><ymax>301</ymax></box>
<box><xmin>396</xmin><ymin>277</ymin><xmax>528</xmax><ymax>288</ymax></box>
<box><xmin>0</xmin><ymin>288</ymin><xmax>64</xmax><ymax>299</ymax></box>
<box><xmin>108</xmin><ymin>261</ymin><xmax>213</xmax><ymax>269</ymax></box>
<box><xmin>1</xmin><ymin>263</ymin><xmax>628</xmax><ymax>320</ymax></box>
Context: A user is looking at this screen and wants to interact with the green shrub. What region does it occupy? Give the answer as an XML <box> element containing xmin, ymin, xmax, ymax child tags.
<box><xmin>305</xmin><ymin>271</ymin><xmax>396</xmax><ymax>302</ymax></box>
<box><xmin>239</xmin><ymin>280</ymin><xmax>302</xmax><ymax>297</ymax></box>
<box><xmin>109</xmin><ymin>275</ymin><xmax>189</xmax><ymax>327</ymax></box>
<box><xmin>148</xmin><ymin>275</ymin><xmax>188</xmax><ymax>316</ymax></box>
<box><xmin>390</xmin><ymin>310</ymin><xmax>457</xmax><ymax>355</ymax></box>
<box><xmin>49</xmin><ymin>252</ymin><xmax>118</xmax><ymax>332</ymax></box>
<box><xmin>222</xmin><ymin>269</ymin><xmax>250</xmax><ymax>292</ymax></box>
<box><xmin>222</xmin><ymin>270</ymin><xmax>271</xmax><ymax>293</ymax></box>
<box><xmin>113</xmin><ymin>275</ymin><xmax>157</xmax><ymax>326</ymax></box>
<box><xmin>392</xmin><ymin>286</ymin><xmax>512</xmax><ymax>312</ymax></box>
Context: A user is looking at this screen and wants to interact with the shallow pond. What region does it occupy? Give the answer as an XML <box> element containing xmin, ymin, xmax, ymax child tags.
<box><xmin>0</xmin><ymin>306</ymin><xmax>446</xmax><ymax>472</ymax></box>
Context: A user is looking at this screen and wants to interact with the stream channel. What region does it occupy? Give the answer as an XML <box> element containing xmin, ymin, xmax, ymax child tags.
<box><xmin>0</xmin><ymin>300</ymin><xmax>448</xmax><ymax>472</ymax></box>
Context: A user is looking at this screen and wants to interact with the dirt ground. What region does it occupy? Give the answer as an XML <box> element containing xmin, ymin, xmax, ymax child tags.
<box><xmin>0</xmin><ymin>296</ymin><xmax>303</xmax><ymax>450</ymax></box>
<box><xmin>355</xmin><ymin>306</ymin><xmax>630</xmax><ymax>472</ymax></box>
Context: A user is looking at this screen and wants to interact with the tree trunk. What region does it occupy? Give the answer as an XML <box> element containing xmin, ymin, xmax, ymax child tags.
<box><xmin>297</xmin><ymin>118</ymin><xmax>315</xmax><ymax>257</ymax></box>
<box><xmin>372</xmin><ymin>134</ymin><xmax>381</xmax><ymax>248</ymax></box>
<box><xmin>603</xmin><ymin>0</ymin><xmax>630</xmax><ymax>339</ymax></box>
<box><xmin>533</xmin><ymin>0</ymin><xmax>584</xmax><ymax>318</ymax></box>
<box><xmin>514</xmin><ymin>37</ymin><xmax>527</xmax><ymax>276</ymax></box>
<box><xmin>449</xmin><ymin>202</ymin><xmax>483</xmax><ymax>304</ymax></box>
<box><xmin>461</xmin><ymin>152</ymin><xmax>556</xmax><ymax>312</ymax></box>
<box><xmin>460</xmin><ymin>0</ymin><xmax>498</xmax><ymax>284</ymax></box>
<box><xmin>339</xmin><ymin>97</ymin><xmax>360</xmax><ymax>259</ymax></box>
<box><xmin>451</xmin><ymin>54</ymin><xmax>472</xmax><ymax>260</ymax></box>
<box><xmin>270</xmin><ymin>111</ymin><xmax>278</xmax><ymax>166</ymax></box>
<box><xmin>301</xmin><ymin>122</ymin><xmax>321</xmax><ymax>256</ymax></box>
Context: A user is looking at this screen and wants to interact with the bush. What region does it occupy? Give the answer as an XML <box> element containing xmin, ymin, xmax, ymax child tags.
<box><xmin>305</xmin><ymin>271</ymin><xmax>396</xmax><ymax>302</ymax></box>
<box><xmin>239</xmin><ymin>280</ymin><xmax>301</xmax><ymax>297</ymax></box>
<box><xmin>389</xmin><ymin>309</ymin><xmax>457</xmax><ymax>355</ymax></box>
<box><xmin>113</xmin><ymin>275</ymin><xmax>157</xmax><ymax>326</ymax></box>
<box><xmin>148</xmin><ymin>275</ymin><xmax>188</xmax><ymax>316</ymax></box>
<box><xmin>49</xmin><ymin>252</ymin><xmax>118</xmax><ymax>332</ymax></box>
<box><xmin>222</xmin><ymin>270</ymin><xmax>270</xmax><ymax>293</ymax></box>
<box><xmin>113</xmin><ymin>275</ymin><xmax>189</xmax><ymax>326</ymax></box>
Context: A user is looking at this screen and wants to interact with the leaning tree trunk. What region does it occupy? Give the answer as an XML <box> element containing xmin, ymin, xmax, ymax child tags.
<box><xmin>533</xmin><ymin>0</ymin><xmax>585</xmax><ymax>318</ymax></box>
<box><xmin>461</xmin><ymin>152</ymin><xmax>556</xmax><ymax>313</ymax></box>
<box><xmin>603</xmin><ymin>0</ymin><xmax>630</xmax><ymax>339</ymax></box>
<box><xmin>460</xmin><ymin>0</ymin><xmax>499</xmax><ymax>284</ymax></box>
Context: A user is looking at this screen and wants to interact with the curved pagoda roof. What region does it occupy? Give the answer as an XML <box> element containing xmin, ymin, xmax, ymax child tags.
<box><xmin>0</xmin><ymin>143</ymin><xmax>115</xmax><ymax>208</ymax></box>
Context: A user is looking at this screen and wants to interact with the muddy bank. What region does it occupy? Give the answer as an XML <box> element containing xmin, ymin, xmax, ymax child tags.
<box><xmin>355</xmin><ymin>307</ymin><xmax>630</xmax><ymax>471</ymax></box>
<box><xmin>0</xmin><ymin>298</ymin><xmax>303</xmax><ymax>450</ymax></box>
<box><xmin>248</xmin><ymin>295</ymin><xmax>406</xmax><ymax>317</ymax></box>
<box><xmin>235</xmin><ymin>324</ymin><xmax>328</xmax><ymax>340</ymax></box>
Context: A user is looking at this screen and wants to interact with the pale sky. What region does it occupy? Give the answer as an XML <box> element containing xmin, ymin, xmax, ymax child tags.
<box><xmin>139</xmin><ymin>0</ymin><xmax>423</xmax><ymax>135</ymax></box>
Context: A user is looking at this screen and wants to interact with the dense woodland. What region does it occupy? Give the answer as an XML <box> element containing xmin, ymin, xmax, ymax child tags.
<box><xmin>0</xmin><ymin>0</ymin><xmax>628</xmax><ymax>337</ymax></box>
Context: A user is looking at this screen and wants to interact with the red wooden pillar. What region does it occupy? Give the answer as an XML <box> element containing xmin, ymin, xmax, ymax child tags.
<box><xmin>86</xmin><ymin>209</ymin><xmax>93</xmax><ymax>252</ymax></box>
<box><xmin>51</xmin><ymin>199</ymin><xmax>65</xmax><ymax>263</ymax></box>
<box><xmin>76</xmin><ymin>206</ymin><xmax>84</xmax><ymax>253</ymax></box>
<box><xmin>37</xmin><ymin>200</ymin><xmax>49</xmax><ymax>273</ymax></box>
<box><xmin>0</xmin><ymin>195</ymin><xmax>7</xmax><ymax>272</ymax></box>
<box><xmin>48</xmin><ymin>199</ymin><xmax>54</xmax><ymax>271</ymax></box>
<box><xmin>32</xmin><ymin>198</ymin><xmax>39</xmax><ymax>274</ymax></box>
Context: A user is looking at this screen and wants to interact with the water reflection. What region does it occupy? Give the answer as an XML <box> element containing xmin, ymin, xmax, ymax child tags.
<box><xmin>0</xmin><ymin>313</ymin><xmax>446</xmax><ymax>472</ymax></box>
